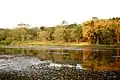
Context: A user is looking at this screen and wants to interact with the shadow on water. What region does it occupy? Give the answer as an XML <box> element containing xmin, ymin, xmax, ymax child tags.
<box><xmin>0</xmin><ymin>46</ymin><xmax>120</xmax><ymax>79</ymax></box>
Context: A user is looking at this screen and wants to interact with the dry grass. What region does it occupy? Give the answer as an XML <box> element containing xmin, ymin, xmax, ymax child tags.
<box><xmin>26</xmin><ymin>41</ymin><xmax>91</xmax><ymax>46</ymax></box>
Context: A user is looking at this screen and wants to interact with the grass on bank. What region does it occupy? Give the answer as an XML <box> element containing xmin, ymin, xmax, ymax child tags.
<box><xmin>10</xmin><ymin>41</ymin><xmax>90</xmax><ymax>46</ymax></box>
<box><xmin>7</xmin><ymin>41</ymin><xmax>120</xmax><ymax>47</ymax></box>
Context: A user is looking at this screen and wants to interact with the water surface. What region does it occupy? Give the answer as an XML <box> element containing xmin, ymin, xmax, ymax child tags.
<box><xmin>0</xmin><ymin>46</ymin><xmax>120</xmax><ymax>80</ymax></box>
<box><xmin>0</xmin><ymin>45</ymin><xmax>120</xmax><ymax>71</ymax></box>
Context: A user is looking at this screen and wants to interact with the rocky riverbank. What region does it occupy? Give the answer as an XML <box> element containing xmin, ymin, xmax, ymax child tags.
<box><xmin>0</xmin><ymin>66</ymin><xmax>120</xmax><ymax>80</ymax></box>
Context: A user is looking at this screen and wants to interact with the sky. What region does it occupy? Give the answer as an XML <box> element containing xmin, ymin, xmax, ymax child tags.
<box><xmin>0</xmin><ymin>0</ymin><xmax>120</xmax><ymax>28</ymax></box>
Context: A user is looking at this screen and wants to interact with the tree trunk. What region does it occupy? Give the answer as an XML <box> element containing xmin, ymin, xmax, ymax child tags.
<box><xmin>110</xmin><ymin>36</ymin><xmax>113</xmax><ymax>45</ymax></box>
<box><xmin>96</xmin><ymin>36</ymin><xmax>99</xmax><ymax>44</ymax></box>
<box><xmin>76</xmin><ymin>38</ymin><xmax>79</xmax><ymax>43</ymax></box>
<box><xmin>116</xmin><ymin>25</ymin><xmax>119</xmax><ymax>44</ymax></box>
<box><xmin>116</xmin><ymin>49</ymin><xmax>120</xmax><ymax>61</ymax></box>
<box><xmin>117</xmin><ymin>34</ymin><xmax>119</xmax><ymax>44</ymax></box>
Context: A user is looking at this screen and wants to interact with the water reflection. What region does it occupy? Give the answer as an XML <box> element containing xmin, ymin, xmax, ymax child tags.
<box><xmin>0</xmin><ymin>46</ymin><xmax>120</xmax><ymax>71</ymax></box>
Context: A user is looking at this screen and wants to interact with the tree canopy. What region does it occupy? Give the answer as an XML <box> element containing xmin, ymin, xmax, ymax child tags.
<box><xmin>0</xmin><ymin>18</ymin><xmax>120</xmax><ymax>45</ymax></box>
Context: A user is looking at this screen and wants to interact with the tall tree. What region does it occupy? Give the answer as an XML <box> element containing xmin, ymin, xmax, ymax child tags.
<box><xmin>17</xmin><ymin>23</ymin><xmax>29</xmax><ymax>42</ymax></box>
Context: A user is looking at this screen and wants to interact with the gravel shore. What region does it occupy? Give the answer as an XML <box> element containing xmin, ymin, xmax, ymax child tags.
<box><xmin>0</xmin><ymin>65</ymin><xmax>120</xmax><ymax>80</ymax></box>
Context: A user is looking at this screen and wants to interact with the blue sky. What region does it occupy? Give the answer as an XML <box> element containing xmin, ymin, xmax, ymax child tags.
<box><xmin>0</xmin><ymin>0</ymin><xmax>120</xmax><ymax>28</ymax></box>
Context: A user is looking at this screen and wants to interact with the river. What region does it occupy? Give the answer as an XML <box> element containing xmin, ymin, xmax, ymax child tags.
<box><xmin>0</xmin><ymin>45</ymin><xmax>120</xmax><ymax>80</ymax></box>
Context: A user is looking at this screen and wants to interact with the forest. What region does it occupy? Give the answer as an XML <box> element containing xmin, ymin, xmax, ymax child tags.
<box><xmin>0</xmin><ymin>17</ymin><xmax>120</xmax><ymax>45</ymax></box>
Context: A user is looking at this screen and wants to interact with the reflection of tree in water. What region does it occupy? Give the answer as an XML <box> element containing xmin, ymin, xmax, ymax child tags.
<box><xmin>21</xmin><ymin>48</ymin><xmax>25</xmax><ymax>55</ymax></box>
<box><xmin>92</xmin><ymin>50</ymin><xmax>102</xmax><ymax>66</ymax></box>
<box><xmin>45</xmin><ymin>49</ymin><xmax>83</xmax><ymax>65</ymax></box>
<box><xmin>90</xmin><ymin>50</ymin><xmax>102</xmax><ymax>71</ymax></box>
<box><xmin>82</xmin><ymin>48</ymin><xmax>93</xmax><ymax>70</ymax></box>
<box><xmin>61</xmin><ymin>49</ymin><xmax>70</xmax><ymax>60</ymax></box>
<box><xmin>0</xmin><ymin>48</ymin><xmax>5</xmax><ymax>54</ymax></box>
<box><xmin>47</xmin><ymin>50</ymin><xmax>54</xmax><ymax>62</ymax></box>
<box><xmin>49</xmin><ymin>52</ymin><xmax>54</xmax><ymax>62</ymax></box>
<box><xmin>2</xmin><ymin>47</ymin><xmax>120</xmax><ymax>71</ymax></box>
<box><xmin>70</xmin><ymin>50</ymin><xmax>83</xmax><ymax>64</ymax></box>
<box><xmin>116</xmin><ymin>48</ymin><xmax>120</xmax><ymax>61</ymax></box>
<box><xmin>82</xmin><ymin>47</ymin><xmax>120</xmax><ymax>71</ymax></box>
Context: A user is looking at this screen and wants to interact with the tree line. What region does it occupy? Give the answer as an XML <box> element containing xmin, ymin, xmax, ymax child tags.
<box><xmin>0</xmin><ymin>17</ymin><xmax>120</xmax><ymax>45</ymax></box>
